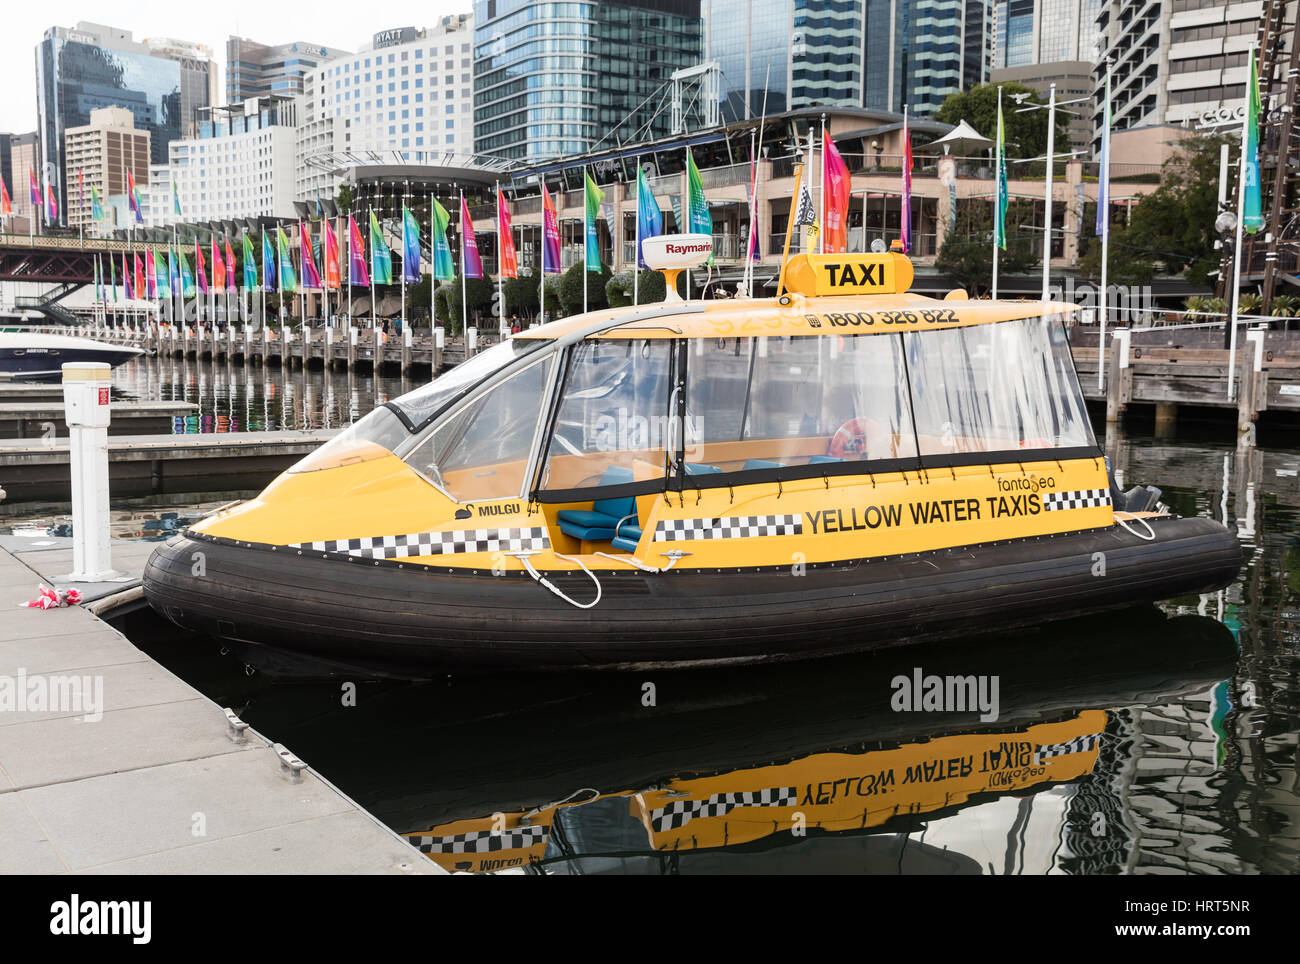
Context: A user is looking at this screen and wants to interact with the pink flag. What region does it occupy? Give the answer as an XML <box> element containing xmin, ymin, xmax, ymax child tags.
<box><xmin>460</xmin><ymin>195</ymin><xmax>483</xmax><ymax>279</ymax></box>
<box><xmin>822</xmin><ymin>133</ymin><xmax>850</xmax><ymax>254</ymax></box>
<box><xmin>541</xmin><ymin>183</ymin><xmax>561</xmax><ymax>275</ymax></box>
<box><xmin>497</xmin><ymin>188</ymin><xmax>517</xmax><ymax>279</ymax></box>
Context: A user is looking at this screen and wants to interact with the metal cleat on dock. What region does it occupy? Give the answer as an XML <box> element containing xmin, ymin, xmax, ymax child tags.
<box><xmin>272</xmin><ymin>742</ymin><xmax>308</xmax><ymax>783</ymax></box>
<box><xmin>223</xmin><ymin>707</ymin><xmax>250</xmax><ymax>744</ymax></box>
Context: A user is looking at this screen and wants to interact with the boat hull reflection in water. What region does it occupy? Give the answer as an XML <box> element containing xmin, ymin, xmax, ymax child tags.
<box><xmin>390</xmin><ymin>610</ymin><xmax>1235</xmax><ymax>873</ymax></box>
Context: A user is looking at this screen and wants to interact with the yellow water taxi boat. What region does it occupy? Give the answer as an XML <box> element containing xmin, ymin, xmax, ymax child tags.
<box><xmin>143</xmin><ymin>244</ymin><xmax>1240</xmax><ymax>675</ymax></box>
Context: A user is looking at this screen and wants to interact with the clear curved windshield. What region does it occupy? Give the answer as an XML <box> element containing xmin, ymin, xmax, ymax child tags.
<box><xmin>387</xmin><ymin>338</ymin><xmax>549</xmax><ymax>430</ymax></box>
<box><xmin>288</xmin><ymin>405</ymin><xmax>410</xmax><ymax>473</ymax></box>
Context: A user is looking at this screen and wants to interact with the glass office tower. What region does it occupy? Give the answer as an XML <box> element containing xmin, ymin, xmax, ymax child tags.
<box><xmin>706</xmin><ymin>0</ymin><xmax>791</xmax><ymax>119</ymax></box>
<box><xmin>36</xmin><ymin>23</ymin><xmax>213</xmax><ymax>214</ymax></box>
<box><xmin>473</xmin><ymin>0</ymin><xmax>703</xmax><ymax>162</ymax></box>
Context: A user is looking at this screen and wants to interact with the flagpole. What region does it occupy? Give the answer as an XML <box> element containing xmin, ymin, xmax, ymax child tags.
<box><xmin>819</xmin><ymin>113</ymin><xmax>827</xmax><ymax>255</ymax></box>
<box><xmin>455</xmin><ymin>189</ymin><xmax>465</xmax><ymax>336</ymax></box>
<box><xmin>496</xmin><ymin>181</ymin><xmax>505</xmax><ymax>334</ymax></box>
<box><xmin>539</xmin><ymin>182</ymin><xmax>545</xmax><ymax>325</ymax></box>
<box><xmin>277</xmin><ymin>221</ymin><xmax>284</xmax><ymax>326</ymax></box>
<box><xmin>633</xmin><ymin>159</ymin><xmax>641</xmax><ymax>307</ymax></box>
<box><xmin>1228</xmin><ymin>55</ymin><xmax>1254</xmax><ymax>401</ymax></box>
<box><xmin>993</xmin><ymin>87</ymin><xmax>1002</xmax><ymax>302</ymax></box>
<box><xmin>1097</xmin><ymin>70</ymin><xmax>1111</xmax><ymax>391</ymax></box>
<box><xmin>400</xmin><ymin>182</ymin><xmax>407</xmax><ymax>336</ymax></box>
<box><xmin>583</xmin><ymin>169</ymin><xmax>590</xmax><ymax>316</ymax></box>
<box><xmin>776</xmin><ymin>164</ymin><xmax>805</xmax><ymax>298</ymax></box>
<box><xmin>1042</xmin><ymin>82</ymin><xmax>1056</xmax><ymax>304</ymax></box>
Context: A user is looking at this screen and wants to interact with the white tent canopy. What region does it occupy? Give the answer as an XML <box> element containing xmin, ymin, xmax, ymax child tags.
<box><xmin>926</xmin><ymin>119</ymin><xmax>994</xmax><ymax>155</ymax></box>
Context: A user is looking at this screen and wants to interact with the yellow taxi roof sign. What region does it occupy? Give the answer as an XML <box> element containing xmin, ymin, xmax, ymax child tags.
<box><xmin>784</xmin><ymin>252</ymin><xmax>914</xmax><ymax>298</ymax></box>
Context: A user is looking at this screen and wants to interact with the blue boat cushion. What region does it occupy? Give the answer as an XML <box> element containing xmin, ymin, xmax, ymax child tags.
<box><xmin>558</xmin><ymin>510</ymin><xmax>619</xmax><ymax>529</ymax></box>
<box><xmin>556</xmin><ymin>464</ymin><xmax>636</xmax><ymax>544</ymax></box>
<box><xmin>560</xmin><ymin>521</ymin><xmax>617</xmax><ymax>541</ymax></box>
<box><xmin>743</xmin><ymin>459</ymin><xmax>782</xmax><ymax>470</ymax></box>
<box><xmin>809</xmin><ymin>455</ymin><xmax>842</xmax><ymax>464</ymax></box>
<box><xmin>685</xmin><ymin>463</ymin><xmax>722</xmax><ymax>475</ymax></box>
<box><xmin>611</xmin><ymin>535</ymin><xmax>640</xmax><ymax>553</ymax></box>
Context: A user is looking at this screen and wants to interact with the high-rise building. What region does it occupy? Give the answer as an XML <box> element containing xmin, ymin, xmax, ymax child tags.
<box><xmin>992</xmin><ymin>0</ymin><xmax>1102</xmax><ymax>69</ymax></box>
<box><xmin>6</xmin><ymin>133</ymin><xmax>40</xmax><ymax>226</ymax></box>
<box><xmin>1094</xmin><ymin>0</ymin><xmax>1255</xmax><ymax>147</ymax></box>
<box><xmin>36</xmin><ymin>22</ymin><xmax>216</xmax><ymax>214</ymax></box>
<box><xmin>704</xmin><ymin>0</ymin><xmax>791</xmax><ymax>119</ymax></box>
<box><xmin>473</xmin><ymin>1</ymin><xmax>704</xmax><ymax>162</ymax></box>
<box><xmin>227</xmin><ymin>37</ymin><xmax>347</xmax><ymax>105</ymax></box>
<box><xmin>169</xmin><ymin>99</ymin><xmax>299</xmax><ymax>222</ymax></box>
<box><xmin>63</xmin><ymin>107</ymin><xmax>151</xmax><ymax>236</ymax></box>
<box><xmin>300</xmin><ymin>15</ymin><xmax>476</xmax><ymax>186</ymax></box>
<box><xmin>858</xmin><ymin>1</ymin><xmax>990</xmax><ymax>116</ymax></box>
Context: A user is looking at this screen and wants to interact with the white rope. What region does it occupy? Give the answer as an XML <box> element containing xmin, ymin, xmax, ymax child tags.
<box><xmin>509</xmin><ymin>550</ymin><xmax>603</xmax><ymax>609</ymax></box>
<box><xmin>1113</xmin><ymin>511</ymin><xmax>1156</xmax><ymax>542</ymax></box>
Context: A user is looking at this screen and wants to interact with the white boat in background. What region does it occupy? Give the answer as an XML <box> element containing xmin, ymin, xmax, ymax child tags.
<box><xmin>0</xmin><ymin>331</ymin><xmax>144</xmax><ymax>381</ymax></box>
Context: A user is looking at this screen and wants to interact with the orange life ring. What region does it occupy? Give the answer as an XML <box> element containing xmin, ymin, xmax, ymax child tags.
<box><xmin>828</xmin><ymin>417</ymin><xmax>884</xmax><ymax>459</ymax></box>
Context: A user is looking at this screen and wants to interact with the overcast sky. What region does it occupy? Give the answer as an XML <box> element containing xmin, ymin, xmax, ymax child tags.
<box><xmin>2</xmin><ymin>2</ymin><xmax>471</xmax><ymax>132</ymax></box>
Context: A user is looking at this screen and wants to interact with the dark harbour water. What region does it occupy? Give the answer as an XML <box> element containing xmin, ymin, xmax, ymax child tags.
<box><xmin>95</xmin><ymin>358</ymin><xmax>1300</xmax><ymax>874</ymax></box>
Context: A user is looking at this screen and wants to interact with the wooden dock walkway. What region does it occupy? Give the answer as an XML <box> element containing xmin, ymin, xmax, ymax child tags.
<box><xmin>0</xmin><ymin>429</ymin><xmax>336</xmax><ymax>504</ymax></box>
<box><xmin>33</xmin><ymin>322</ymin><xmax>502</xmax><ymax>375</ymax></box>
<box><xmin>0</xmin><ymin>537</ymin><xmax>433</xmax><ymax>874</ymax></box>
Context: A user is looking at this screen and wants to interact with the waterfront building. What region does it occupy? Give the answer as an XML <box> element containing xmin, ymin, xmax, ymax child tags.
<box><xmin>227</xmin><ymin>37</ymin><xmax>347</xmax><ymax>106</ymax></box>
<box><xmin>141</xmin><ymin>164</ymin><xmax>175</xmax><ymax>228</ymax></box>
<box><xmin>169</xmin><ymin>98</ymin><xmax>299</xmax><ymax>222</ymax></box>
<box><xmin>472</xmin><ymin>1</ymin><xmax>705</xmax><ymax>162</ymax></box>
<box><xmin>36</xmin><ymin>22</ymin><xmax>216</xmax><ymax>213</ymax></box>
<box><xmin>63</xmin><ymin>107</ymin><xmax>152</xmax><ymax>237</ymax></box>
<box><xmin>297</xmin><ymin>17</ymin><xmax>477</xmax><ymax>202</ymax></box>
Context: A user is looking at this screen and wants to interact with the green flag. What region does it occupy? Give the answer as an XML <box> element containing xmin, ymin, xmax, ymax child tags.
<box><xmin>277</xmin><ymin>226</ymin><xmax>298</xmax><ymax>292</ymax></box>
<box><xmin>429</xmin><ymin>200</ymin><xmax>455</xmax><ymax>282</ymax></box>
<box><xmin>584</xmin><ymin>171</ymin><xmax>605</xmax><ymax>271</ymax></box>
<box><xmin>1243</xmin><ymin>49</ymin><xmax>1262</xmax><ymax>233</ymax></box>
<box><xmin>179</xmin><ymin>248</ymin><xmax>195</xmax><ymax>297</ymax></box>
<box><xmin>369</xmin><ymin>210</ymin><xmax>393</xmax><ymax>284</ymax></box>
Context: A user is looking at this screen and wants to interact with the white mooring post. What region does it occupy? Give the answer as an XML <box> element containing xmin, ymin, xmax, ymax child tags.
<box><xmin>61</xmin><ymin>362</ymin><xmax>123</xmax><ymax>582</ymax></box>
<box><xmin>467</xmin><ymin>326</ymin><xmax>478</xmax><ymax>353</ymax></box>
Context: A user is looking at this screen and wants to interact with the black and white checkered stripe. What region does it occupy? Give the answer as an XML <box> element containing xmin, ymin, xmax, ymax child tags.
<box><xmin>407</xmin><ymin>824</ymin><xmax>547</xmax><ymax>855</ymax></box>
<box><xmin>293</xmin><ymin>527</ymin><xmax>550</xmax><ymax>559</ymax></box>
<box><xmin>1043</xmin><ymin>489</ymin><xmax>1112</xmax><ymax>512</ymax></box>
<box><xmin>649</xmin><ymin>787</ymin><xmax>798</xmax><ymax>832</ymax></box>
<box><xmin>1034</xmin><ymin>733</ymin><xmax>1102</xmax><ymax>765</ymax></box>
<box><xmin>653</xmin><ymin>514</ymin><xmax>803</xmax><ymax>542</ymax></box>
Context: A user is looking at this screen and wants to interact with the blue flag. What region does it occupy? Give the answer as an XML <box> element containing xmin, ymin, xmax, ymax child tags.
<box><xmin>262</xmin><ymin>232</ymin><xmax>277</xmax><ymax>292</ymax></box>
<box><xmin>635</xmin><ymin>167</ymin><xmax>663</xmax><ymax>270</ymax></box>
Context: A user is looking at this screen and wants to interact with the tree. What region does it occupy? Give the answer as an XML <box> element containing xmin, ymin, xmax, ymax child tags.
<box><xmin>336</xmin><ymin>184</ymin><xmax>355</xmax><ymax>216</ymax></box>
<box><xmin>1078</xmin><ymin>133</ymin><xmax>1230</xmax><ymax>287</ymax></box>
<box><xmin>934</xmin><ymin>83</ymin><xmax>1070</xmax><ymax>161</ymax></box>
<box><xmin>504</xmin><ymin>268</ymin><xmax>540</xmax><ymax>320</ymax></box>
<box><xmin>935</xmin><ymin>199</ymin><xmax>1037</xmax><ymax>296</ymax></box>
<box><xmin>560</xmin><ymin>262</ymin><xmax>612</xmax><ymax>316</ymax></box>
<box><xmin>448</xmin><ymin>274</ymin><xmax>494</xmax><ymax>327</ymax></box>
<box><xmin>541</xmin><ymin>274</ymin><xmax>564</xmax><ymax>319</ymax></box>
<box><xmin>434</xmin><ymin>285</ymin><xmax>452</xmax><ymax>325</ymax></box>
<box><xmin>606</xmin><ymin>269</ymin><xmax>670</xmax><ymax>306</ymax></box>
